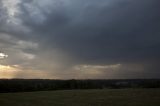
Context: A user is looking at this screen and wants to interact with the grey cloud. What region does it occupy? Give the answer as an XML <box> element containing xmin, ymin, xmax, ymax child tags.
<box><xmin>18</xmin><ymin>0</ymin><xmax>160</xmax><ymax>64</ymax></box>
<box><xmin>0</xmin><ymin>0</ymin><xmax>160</xmax><ymax>79</ymax></box>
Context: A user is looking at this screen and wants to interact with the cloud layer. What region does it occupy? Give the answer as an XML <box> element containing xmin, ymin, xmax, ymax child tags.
<box><xmin>0</xmin><ymin>0</ymin><xmax>160</xmax><ymax>79</ymax></box>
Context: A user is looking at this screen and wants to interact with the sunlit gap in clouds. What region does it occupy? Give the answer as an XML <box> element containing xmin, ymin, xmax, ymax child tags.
<box><xmin>0</xmin><ymin>52</ymin><xmax>13</xmax><ymax>78</ymax></box>
<box><xmin>0</xmin><ymin>51</ymin><xmax>58</xmax><ymax>79</ymax></box>
<box><xmin>0</xmin><ymin>64</ymin><xmax>57</xmax><ymax>79</ymax></box>
<box><xmin>0</xmin><ymin>54</ymin><xmax>58</xmax><ymax>79</ymax></box>
<box><xmin>0</xmin><ymin>52</ymin><xmax>9</xmax><ymax>71</ymax></box>
<box><xmin>0</xmin><ymin>53</ymin><xmax>19</xmax><ymax>79</ymax></box>
<box><xmin>0</xmin><ymin>65</ymin><xmax>17</xmax><ymax>78</ymax></box>
<box><xmin>0</xmin><ymin>52</ymin><xmax>8</xmax><ymax>59</ymax></box>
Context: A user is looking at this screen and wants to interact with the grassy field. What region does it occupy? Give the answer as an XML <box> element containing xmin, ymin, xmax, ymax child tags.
<box><xmin>0</xmin><ymin>89</ymin><xmax>160</xmax><ymax>106</ymax></box>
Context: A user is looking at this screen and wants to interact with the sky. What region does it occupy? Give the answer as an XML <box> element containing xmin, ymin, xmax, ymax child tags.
<box><xmin>0</xmin><ymin>0</ymin><xmax>160</xmax><ymax>79</ymax></box>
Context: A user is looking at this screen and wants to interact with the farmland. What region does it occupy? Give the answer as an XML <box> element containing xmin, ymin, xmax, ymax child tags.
<box><xmin>0</xmin><ymin>89</ymin><xmax>160</xmax><ymax>106</ymax></box>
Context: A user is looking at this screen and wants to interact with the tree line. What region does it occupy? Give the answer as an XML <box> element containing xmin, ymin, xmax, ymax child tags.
<box><xmin>0</xmin><ymin>79</ymin><xmax>160</xmax><ymax>93</ymax></box>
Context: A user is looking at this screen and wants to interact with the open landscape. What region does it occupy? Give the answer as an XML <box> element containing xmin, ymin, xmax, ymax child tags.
<box><xmin>0</xmin><ymin>0</ymin><xmax>160</xmax><ymax>106</ymax></box>
<box><xmin>0</xmin><ymin>79</ymin><xmax>160</xmax><ymax>106</ymax></box>
<box><xmin>1</xmin><ymin>89</ymin><xmax>160</xmax><ymax>106</ymax></box>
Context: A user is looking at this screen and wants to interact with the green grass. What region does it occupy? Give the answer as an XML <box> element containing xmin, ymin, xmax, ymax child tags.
<box><xmin>0</xmin><ymin>89</ymin><xmax>160</xmax><ymax>106</ymax></box>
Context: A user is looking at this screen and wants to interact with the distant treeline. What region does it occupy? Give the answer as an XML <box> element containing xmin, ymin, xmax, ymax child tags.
<box><xmin>0</xmin><ymin>79</ymin><xmax>160</xmax><ymax>93</ymax></box>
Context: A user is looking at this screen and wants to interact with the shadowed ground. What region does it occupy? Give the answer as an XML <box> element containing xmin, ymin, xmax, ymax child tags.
<box><xmin>0</xmin><ymin>89</ymin><xmax>160</xmax><ymax>106</ymax></box>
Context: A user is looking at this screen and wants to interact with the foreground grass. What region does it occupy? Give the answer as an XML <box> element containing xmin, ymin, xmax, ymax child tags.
<box><xmin>0</xmin><ymin>89</ymin><xmax>160</xmax><ymax>106</ymax></box>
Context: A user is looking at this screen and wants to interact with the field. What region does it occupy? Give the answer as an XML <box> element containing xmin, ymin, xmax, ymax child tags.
<box><xmin>0</xmin><ymin>89</ymin><xmax>160</xmax><ymax>106</ymax></box>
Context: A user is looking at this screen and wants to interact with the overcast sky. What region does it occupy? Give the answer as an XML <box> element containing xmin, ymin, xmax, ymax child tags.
<box><xmin>0</xmin><ymin>0</ymin><xmax>160</xmax><ymax>79</ymax></box>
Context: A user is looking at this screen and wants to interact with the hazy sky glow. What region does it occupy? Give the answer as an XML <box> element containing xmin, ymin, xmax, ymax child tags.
<box><xmin>0</xmin><ymin>0</ymin><xmax>160</xmax><ymax>79</ymax></box>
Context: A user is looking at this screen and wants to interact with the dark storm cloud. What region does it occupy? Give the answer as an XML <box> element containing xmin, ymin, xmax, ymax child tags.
<box><xmin>1</xmin><ymin>0</ymin><xmax>160</xmax><ymax>78</ymax></box>
<box><xmin>18</xmin><ymin>0</ymin><xmax>160</xmax><ymax>65</ymax></box>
